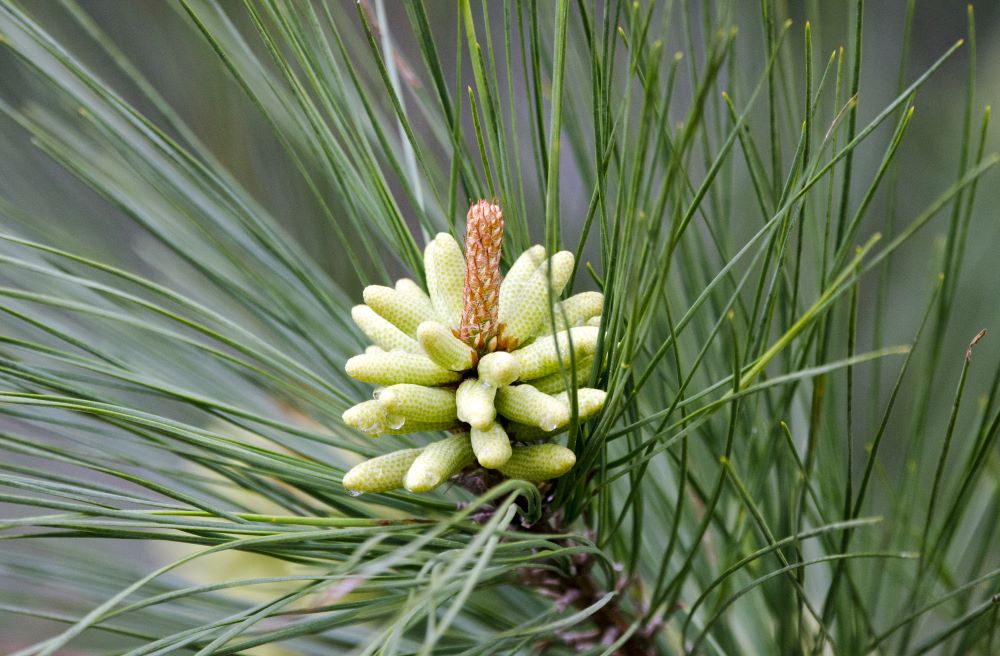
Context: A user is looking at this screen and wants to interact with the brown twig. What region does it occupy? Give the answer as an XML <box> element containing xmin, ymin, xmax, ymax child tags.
<box><xmin>455</xmin><ymin>480</ymin><xmax>656</xmax><ymax>654</ymax></box>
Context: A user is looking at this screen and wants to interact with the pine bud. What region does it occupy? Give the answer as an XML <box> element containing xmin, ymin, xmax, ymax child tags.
<box><xmin>416</xmin><ymin>320</ymin><xmax>477</xmax><ymax>371</ymax></box>
<box><xmin>471</xmin><ymin>422</ymin><xmax>512</xmax><ymax>469</ymax></box>
<box><xmin>343</xmin><ymin>448</ymin><xmax>422</xmax><ymax>494</ymax></box>
<box><xmin>404</xmin><ymin>433</ymin><xmax>474</xmax><ymax>492</ymax></box>
<box><xmin>351</xmin><ymin>305</ymin><xmax>421</xmax><ymax>353</ymax></box>
<box><xmin>498</xmin><ymin>444</ymin><xmax>576</xmax><ymax>481</ymax></box>
<box><xmin>501</xmin><ymin>251</ymin><xmax>574</xmax><ymax>347</ymax></box>
<box><xmin>424</xmin><ymin>233</ymin><xmax>465</xmax><ymax>328</ymax></box>
<box><xmin>477</xmin><ymin>351</ymin><xmax>520</xmax><ymax>387</ymax></box>
<box><xmin>495</xmin><ymin>384</ymin><xmax>570</xmax><ymax>432</ymax></box>
<box><xmin>378</xmin><ymin>384</ymin><xmax>457</xmax><ymax>424</ymax></box>
<box><xmin>455</xmin><ymin>378</ymin><xmax>496</xmax><ymax>429</ymax></box>
<box><xmin>514</xmin><ymin>326</ymin><xmax>599</xmax><ymax>380</ymax></box>
<box><xmin>459</xmin><ymin>201</ymin><xmax>504</xmax><ymax>351</ymax></box>
<box><xmin>342</xmin><ymin>202</ymin><xmax>603</xmax><ymax>492</ymax></box>
<box><xmin>345</xmin><ymin>352</ymin><xmax>462</xmax><ymax>386</ymax></box>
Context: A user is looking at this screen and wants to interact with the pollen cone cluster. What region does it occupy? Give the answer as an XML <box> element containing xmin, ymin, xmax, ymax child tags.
<box><xmin>342</xmin><ymin>200</ymin><xmax>606</xmax><ymax>495</ymax></box>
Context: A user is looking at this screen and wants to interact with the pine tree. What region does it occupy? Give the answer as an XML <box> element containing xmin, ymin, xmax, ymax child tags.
<box><xmin>0</xmin><ymin>2</ymin><xmax>996</xmax><ymax>654</ymax></box>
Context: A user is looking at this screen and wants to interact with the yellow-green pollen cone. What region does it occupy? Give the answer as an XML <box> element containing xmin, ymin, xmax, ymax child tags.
<box><xmin>495</xmin><ymin>384</ymin><xmax>571</xmax><ymax>432</ymax></box>
<box><xmin>471</xmin><ymin>422</ymin><xmax>512</xmax><ymax>469</ymax></box>
<box><xmin>343</xmin><ymin>448</ymin><xmax>422</xmax><ymax>494</ymax></box>
<box><xmin>404</xmin><ymin>433</ymin><xmax>475</xmax><ymax>492</ymax></box>
<box><xmin>378</xmin><ymin>384</ymin><xmax>457</xmax><ymax>423</ymax></box>
<box><xmin>498</xmin><ymin>444</ymin><xmax>577</xmax><ymax>481</ymax></box>
<box><xmin>455</xmin><ymin>378</ymin><xmax>496</xmax><ymax>429</ymax></box>
<box><xmin>539</xmin><ymin>291</ymin><xmax>605</xmax><ymax>335</ymax></box>
<box><xmin>340</xmin><ymin>200</ymin><xmax>606</xmax><ymax>494</ymax></box>
<box><xmin>530</xmin><ymin>352</ymin><xmax>595</xmax><ymax>394</ymax></box>
<box><xmin>416</xmin><ymin>320</ymin><xmax>477</xmax><ymax>371</ymax></box>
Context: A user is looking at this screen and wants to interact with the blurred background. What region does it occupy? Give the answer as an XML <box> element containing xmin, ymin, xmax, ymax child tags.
<box><xmin>0</xmin><ymin>0</ymin><xmax>997</xmax><ymax>649</ymax></box>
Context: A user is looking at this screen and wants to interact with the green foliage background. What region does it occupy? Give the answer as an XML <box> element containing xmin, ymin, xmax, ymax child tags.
<box><xmin>0</xmin><ymin>1</ymin><xmax>997</xmax><ymax>654</ymax></box>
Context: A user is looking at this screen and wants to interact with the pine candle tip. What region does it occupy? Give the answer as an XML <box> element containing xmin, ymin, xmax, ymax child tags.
<box><xmin>459</xmin><ymin>200</ymin><xmax>504</xmax><ymax>352</ymax></box>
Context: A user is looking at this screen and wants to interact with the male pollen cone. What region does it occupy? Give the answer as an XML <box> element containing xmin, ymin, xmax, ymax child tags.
<box><xmin>459</xmin><ymin>200</ymin><xmax>504</xmax><ymax>352</ymax></box>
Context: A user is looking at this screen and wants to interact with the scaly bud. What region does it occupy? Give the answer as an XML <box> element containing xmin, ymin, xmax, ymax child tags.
<box><xmin>471</xmin><ymin>422</ymin><xmax>512</xmax><ymax>469</ymax></box>
<box><xmin>343</xmin><ymin>448</ymin><xmax>422</xmax><ymax>494</ymax></box>
<box><xmin>498</xmin><ymin>444</ymin><xmax>576</xmax><ymax>481</ymax></box>
<box><xmin>477</xmin><ymin>351</ymin><xmax>520</xmax><ymax>387</ymax></box>
<box><xmin>342</xmin><ymin>400</ymin><xmax>403</xmax><ymax>436</ymax></box>
<box><xmin>553</xmin><ymin>387</ymin><xmax>607</xmax><ymax>421</ymax></box>
<box><xmin>501</xmin><ymin>251</ymin><xmax>575</xmax><ymax>347</ymax></box>
<box><xmin>378</xmin><ymin>384</ymin><xmax>457</xmax><ymax>424</ymax></box>
<box><xmin>498</xmin><ymin>245</ymin><xmax>545</xmax><ymax>324</ymax></box>
<box><xmin>345</xmin><ymin>352</ymin><xmax>462</xmax><ymax>386</ymax></box>
<box><xmin>455</xmin><ymin>378</ymin><xmax>496</xmax><ymax>429</ymax></box>
<box><xmin>363</xmin><ymin>284</ymin><xmax>432</xmax><ymax>336</ymax></box>
<box><xmin>404</xmin><ymin>433</ymin><xmax>474</xmax><ymax>492</ymax></box>
<box><xmin>351</xmin><ymin>305</ymin><xmax>421</xmax><ymax>353</ymax></box>
<box><xmin>424</xmin><ymin>233</ymin><xmax>465</xmax><ymax>328</ymax></box>
<box><xmin>459</xmin><ymin>201</ymin><xmax>504</xmax><ymax>351</ymax></box>
<box><xmin>514</xmin><ymin>326</ymin><xmax>599</xmax><ymax>380</ymax></box>
<box><xmin>416</xmin><ymin>320</ymin><xmax>477</xmax><ymax>371</ymax></box>
<box><xmin>540</xmin><ymin>291</ymin><xmax>604</xmax><ymax>335</ymax></box>
<box><xmin>530</xmin><ymin>353</ymin><xmax>595</xmax><ymax>394</ymax></box>
<box><xmin>495</xmin><ymin>384</ymin><xmax>571</xmax><ymax>432</ymax></box>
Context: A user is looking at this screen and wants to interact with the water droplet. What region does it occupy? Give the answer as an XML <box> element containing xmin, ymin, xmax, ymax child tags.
<box><xmin>347</xmin><ymin>489</ymin><xmax>364</xmax><ymax>498</ymax></box>
<box><xmin>541</xmin><ymin>417</ymin><xmax>558</xmax><ymax>432</ymax></box>
<box><xmin>388</xmin><ymin>414</ymin><xmax>405</xmax><ymax>430</ymax></box>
